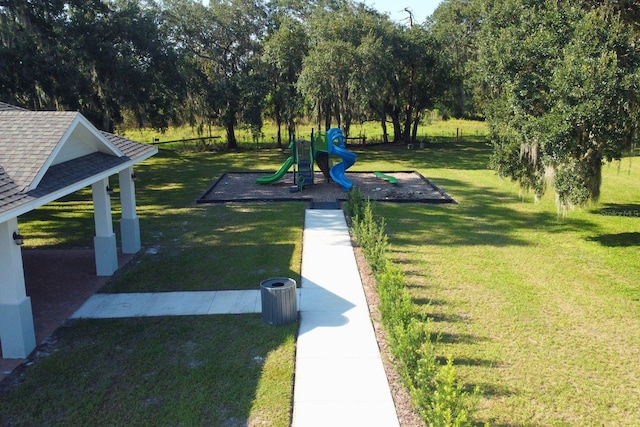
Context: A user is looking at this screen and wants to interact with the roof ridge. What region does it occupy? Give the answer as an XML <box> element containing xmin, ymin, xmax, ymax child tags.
<box><xmin>0</xmin><ymin>102</ymin><xmax>27</xmax><ymax>111</ymax></box>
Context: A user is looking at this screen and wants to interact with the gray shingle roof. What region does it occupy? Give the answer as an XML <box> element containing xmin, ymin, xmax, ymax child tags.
<box><xmin>0</xmin><ymin>110</ymin><xmax>80</xmax><ymax>191</ymax></box>
<box><xmin>0</xmin><ymin>102</ymin><xmax>26</xmax><ymax>112</ymax></box>
<box><xmin>0</xmin><ymin>103</ymin><xmax>157</xmax><ymax>219</ymax></box>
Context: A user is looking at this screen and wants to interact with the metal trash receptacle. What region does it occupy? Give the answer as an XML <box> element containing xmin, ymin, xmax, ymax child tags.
<box><xmin>260</xmin><ymin>277</ymin><xmax>297</xmax><ymax>325</ymax></box>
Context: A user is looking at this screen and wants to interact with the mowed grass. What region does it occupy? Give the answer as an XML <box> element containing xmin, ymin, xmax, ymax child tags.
<box><xmin>18</xmin><ymin>148</ymin><xmax>305</xmax><ymax>292</ymax></box>
<box><xmin>102</xmin><ymin>202</ymin><xmax>303</xmax><ymax>293</ymax></box>
<box><xmin>0</xmin><ymin>316</ymin><xmax>296</xmax><ymax>426</ymax></box>
<box><xmin>122</xmin><ymin>117</ymin><xmax>488</xmax><ymax>148</ymax></box>
<box><xmin>8</xmin><ymin>118</ymin><xmax>638</xmax><ymax>425</ymax></box>
<box><xmin>4</xmin><ymin>149</ymin><xmax>304</xmax><ymax>425</ymax></box>
<box><xmin>372</xmin><ymin>144</ymin><xmax>640</xmax><ymax>425</ymax></box>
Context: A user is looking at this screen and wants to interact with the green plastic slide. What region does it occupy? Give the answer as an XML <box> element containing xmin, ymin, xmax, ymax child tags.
<box><xmin>374</xmin><ymin>171</ymin><xmax>398</xmax><ymax>185</ymax></box>
<box><xmin>256</xmin><ymin>156</ymin><xmax>295</xmax><ymax>184</ymax></box>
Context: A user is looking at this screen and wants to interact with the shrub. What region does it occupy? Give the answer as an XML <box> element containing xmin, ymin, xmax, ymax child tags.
<box><xmin>346</xmin><ymin>199</ymin><xmax>478</xmax><ymax>427</ymax></box>
<box><xmin>377</xmin><ymin>264</ymin><xmax>413</xmax><ymax>327</ymax></box>
<box><xmin>351</xmin><ymin>199</ymin><xmax>388</xmax><ymax>273</ymax></box>
<box><xmin>345</xmin><ymin>187</ymin><xmax>366</xmax><ymax>219</ymax></box>
<box><xmin>420</xmin><ymin>358</ymin><xmax>479</xmax><ymax>427</ymax></box>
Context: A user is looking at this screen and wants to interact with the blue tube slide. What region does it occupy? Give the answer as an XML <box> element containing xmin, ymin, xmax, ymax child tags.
<box><xmin>326</xmin><ymin>128</ymin><xmax>357</xmax><ymax>191</ymax></box>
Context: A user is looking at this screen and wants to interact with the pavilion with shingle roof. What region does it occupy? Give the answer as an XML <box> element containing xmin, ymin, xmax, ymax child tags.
<box><xmin>0</xmin><ymin>102</ymin><xmax>157</xmax><ymax>359</ymax></box>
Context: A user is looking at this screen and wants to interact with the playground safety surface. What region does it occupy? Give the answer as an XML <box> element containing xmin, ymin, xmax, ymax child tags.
<box><xmin>197</xmin><ymin>171</ymin><xmax>455</xmax><ymax>205</ymax></box>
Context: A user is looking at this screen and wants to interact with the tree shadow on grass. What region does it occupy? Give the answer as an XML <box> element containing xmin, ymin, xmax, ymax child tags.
<box><xmin>409</xmin><ymin>298</ymin><xmax>450</xmax><ymax>310</ymax></box>
<box><xmin>586</xmin><ymin>232</ymin><xmax>640</xmax><ymax>247</ymax></box>
<box><xmin>357</xmin><ymin>140</ymin><xmax>493</xmax><ymax>171</ymax></box>
<box><xmin>383</xmin><ymin>177</ymin><xmax>599</xmax><ymax>248</ymax></box>
<box><xmin>436</xmin><ymin>356</ymin><xmax>498</xmax><ymax>368</ymax></box>
<box><xmin>473</xmin><ymin>419</ymin><xmax>532</xmax><ymax>427</ymax></box>
<box><xmin>428</xmin><ymin>312</ymin><xmax>468</xmax><ymax>323</ymax></box>
<box><xmin>590</xmin><ymin>203</ymin><xmax>640</xmax><ymax>218</ymax></box>
<box><xmin>586</xmin><ymin>203</ymin><xmax>640</xmax><ymax>247</ymax></box>
<box><xmin>0</xmin><ymin>316</ymin><xmax>296</xmax><ymax>426</ymax></box>
<box><xmin>434</xmin><ymin>332</ymin><xmax>491</xmax><ymax>345</ymax></box>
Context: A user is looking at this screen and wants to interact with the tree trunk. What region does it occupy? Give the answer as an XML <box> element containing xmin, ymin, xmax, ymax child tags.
<box><xmin>585</xmin><ymin>148</ymin><xmax>603</xmax><ymax>202</ymax></box>
<box><xmin>287</xmin><ymin>119</ymin><xmax>296</xmax><ymax>144</ymax></box>
<box><xmin>402</xmin><ymin>109</ymin><xmax>412</xmax><ymax>143</ymax></box>
<box><xmin>277</xmin><ymin>125</ymin><xmax>282</xmax><ymax>148</ymax></box>
<box><xmin>411</xmin><ymin>110</ymin><xmax>422</xmax><ymax>142</ymax></box>
<box><xmin>275</xmin><ymin>104</ymin><xmax>282</xmax><ymax>148</ymax></box>
<box><xmin>380</xmin><ymin>115</ymin><xmax>389</xmax><ymax>143</ymax></box>
<box><xmin>342</xmin><ymin>107</ymin><xmax>352</xmax><ymax>138</ymax></box>
<box><xmin>390</xmin><ymin>108</ymin><xmax>402</xmax><ymax>143</ymax></box>
<box><xmin>380</xmin><ymin>117</ymin><xmax>389</xmax><ymax>144</ymax></box>
<box><xmin>324</xmin><ymin>100</ymin><xmax>332</xmax><ymax>131</ymax></box>
<box><xmin>225</xmin><ymin>120</ymin><xmax>238</xmax><ymax>150</ymax></box>
<box><xmin>333</xmin><ymin>100</ymin><xmax>341</xmax><ymax>130</ymax></box>
<box><xmin>372</xmin><ymin>104</ymin><xmax>388</xmax><ymax>143</ymax></box>
<box><xmin>403</xmin><ymin>66</ymin><xmax>416</xmax><ymax>143</ymax></box>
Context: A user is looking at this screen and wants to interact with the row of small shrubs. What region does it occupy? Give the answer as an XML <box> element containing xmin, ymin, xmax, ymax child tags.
<box><xmin>346</xmin><ymin>188</ymin><xmax>478</xmax><ymax>427</ymax></box>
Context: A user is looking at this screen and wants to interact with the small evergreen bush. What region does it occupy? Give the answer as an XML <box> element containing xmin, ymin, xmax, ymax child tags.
<box><xmin>420</xmin><ymin>358</ymin><xmax>478</xmax><ymax>427</ymax></box>
<box><xmin>345</xmin><ymin>196</ymin><xmax>478</xmax><ymax>427</ymax></box>
<box><xmin>345</xmin><ymin>187</ymin><xmax>366</xmax><ymax>219</ymax></box>
<box><xmin>352</xmin><ymin>199</ymin><xmax>388</xmax><ymax>273</ymax></box>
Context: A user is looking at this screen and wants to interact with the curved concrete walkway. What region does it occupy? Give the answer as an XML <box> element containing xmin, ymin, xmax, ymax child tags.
<box><xmin>71</xmin><ymin>209</ymin><xmax>399</xmax><ymax>426</ymax></box>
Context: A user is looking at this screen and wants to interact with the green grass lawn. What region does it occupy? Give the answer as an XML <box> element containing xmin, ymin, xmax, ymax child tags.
<box><xmin>122</xmin><ymin>117</ymin><xmax>488</xmax><ymax>148</ymax></box>
<box><xmin>103</xmin><ymin>202</ymin><xmax>303</xmax><ymax>293</ymax></box>
<box><xmin>374</xmin><ymin>144</ymin><xmax>640</xmax><ymax>426</ymax></box>
<box><xmin>4</xmin><ymin>118</ymin><xmax>638</xmax><ymax>425</ymax></box>
<box><xmin>4</xmin><ymin>149</ymin><xmax>304</xmax><ymax>426</ymax></box>
<box><xmin>0</xmin><ymin>316</ymin><xmax>296</xmax><ymax>426</ymax></box>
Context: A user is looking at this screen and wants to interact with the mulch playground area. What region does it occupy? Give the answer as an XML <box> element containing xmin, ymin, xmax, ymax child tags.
<box><xmin>197</xmin><ymin>171</ymin><xmax>455</xmax><ymax>206</ymax></box>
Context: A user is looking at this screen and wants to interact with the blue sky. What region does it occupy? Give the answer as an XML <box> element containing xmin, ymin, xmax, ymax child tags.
<box><xmin>364</xmin><ymin>0</ymin><xmax>443</xmax><ymax>24</ymax></box>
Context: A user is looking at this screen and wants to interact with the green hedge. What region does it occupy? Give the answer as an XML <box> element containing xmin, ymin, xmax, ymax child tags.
<box><xmin>347</xmin><ymin>188</ymin><xmax>479</xmax><ymax>427</ymax></box>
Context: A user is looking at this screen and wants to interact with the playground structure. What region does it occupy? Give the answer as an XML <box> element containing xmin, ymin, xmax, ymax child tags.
<box><xmin>256</xmin><ymin>128</ymin><xmax>357</xmax><ymax>192</ymax></box>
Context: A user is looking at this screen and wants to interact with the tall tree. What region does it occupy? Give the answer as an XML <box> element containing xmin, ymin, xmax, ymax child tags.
<box><xmin>397</xmin><ymin>25</ymin><xmax>445</xmax><ymax>142</ymax></box>
<box><xmin>0</xmin><ymin>0</ymin><xmax>71</xmax><ymax>109</ymax></box>
<box><xmin>428</xmin><ymin>0</ymin><xmax>484</xmax><ymax>118</ymax></box>
<box><xmin>475</xmin><ymin>0</ymin><xmax>640</xmax><ymax>209</ymax></box>
<box><xmin>66</xmin><ymin>0</ymin><xmax>181</xmax><ymax>131</ymax></box>
<box><xmin>353</xmin><ymin>29</ymin><xmax>395</xmax><ymax>142</ymax></box>
<box><xmin>0</xmin><ymin>0</ymin><xmax>182</xmax><ymax>130</ymax></box>
<box><xmin>298</xmin><ymin>1</ymin><xmax>397</xmax><ymax>136</ymax></box>
<box><xmin>262</xmin><ymin>13</ymin><xmax>308</xmax><ymax>146</ymax></box>
<box><xmin>165</xmin><ymin>0</ymin><xmax>267</xmax><ymax>149</ymax></box>
<box><xmin>380</xmin><ymin>23</ymin><xmax>447</xmax><ymax>143</ymax></box>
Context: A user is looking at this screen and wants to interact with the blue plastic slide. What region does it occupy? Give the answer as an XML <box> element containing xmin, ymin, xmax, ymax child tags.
<box><xmin>330</xmin><ymin>146</ymin><xmax>357</xmax><ymax>191</ymax></box>
<box><xmin>326</xmin><ymin>128</ymin><xmax>357</xmax><ymax>191</ymax></box>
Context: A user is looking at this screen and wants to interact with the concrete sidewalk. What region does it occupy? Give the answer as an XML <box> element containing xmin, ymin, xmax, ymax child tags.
<box><xmin>293</xmin><ymin>209</ymin><xmax>398</xmax><ymax>426</ymax></box>
<box><xmin>71</xmin><ymin>290</ymin><xmax>267</xmax><ymax>318</ymax></box>
<box><xmin>71</xmin><ymin>209</ymin><xmax>399</xmax><ymax>426</ymax></box>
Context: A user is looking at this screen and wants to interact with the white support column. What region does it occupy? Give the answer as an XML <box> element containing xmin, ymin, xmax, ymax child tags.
<box><xmin>0</xmin><ymin>218</ymin><xmax>36</xmax><ymax>359</ymax></box>
<box><xmin>92</xmin><ymin>178</ymin><xmax>118</xmax><ymax>276</ymax></box>
<box><xmin>118</xmin><ymin>167</ymin><xmax>141</xmax><ymax>254</ymax></box>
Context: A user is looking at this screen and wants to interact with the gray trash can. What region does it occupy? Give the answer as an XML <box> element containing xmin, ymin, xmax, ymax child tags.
<box><xmin>260</xmin><ymin>277</ymin><xmax>297</xmax><ymax>325</ymax></box>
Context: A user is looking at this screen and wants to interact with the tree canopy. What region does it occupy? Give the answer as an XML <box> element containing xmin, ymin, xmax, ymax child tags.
<box><xmin>1</xmin><ymin>0</ymin><xmax>450</xmax><ymax>146</ymax></box>
<box><xmin>2</xmin><ymin>0</ymin><xmax>639</xmax><ymax>201</ymax></box>
<box><xmin>472</xmin><ymin>0</ymin><xmax>640</xmax><ymax>209</ymax></box>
